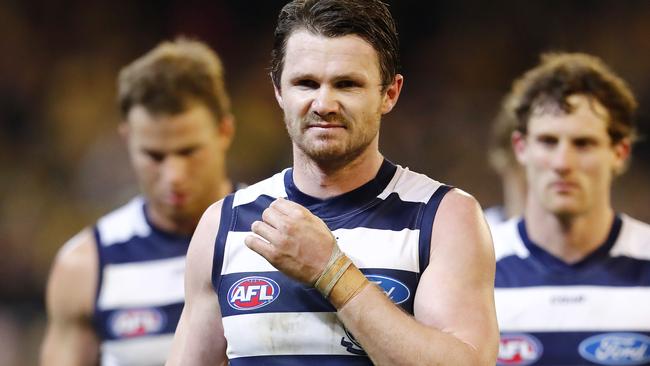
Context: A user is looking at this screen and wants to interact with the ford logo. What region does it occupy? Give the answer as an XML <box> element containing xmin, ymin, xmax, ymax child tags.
<box><xmin>366</xmin><ymin>275</ymin><xmax>410</xmax><ymax>304</ymax></box>
<box><xmin>579</xmin><ymin>333</ymin><xmax>650</xmax><ymax>365</ymax></box>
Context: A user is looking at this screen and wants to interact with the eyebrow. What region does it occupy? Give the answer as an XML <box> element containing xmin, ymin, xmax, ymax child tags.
<box><xmin>288</xmin><ymin>72</ymin><xmax>368</xmax><ymax>83</ymax></box>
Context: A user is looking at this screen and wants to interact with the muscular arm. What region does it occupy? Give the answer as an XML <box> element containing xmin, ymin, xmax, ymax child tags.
<box><xmin>337</xmin><ymin>190</ymin><xmax>499</xmax><ymax>365</ymax></box>
<box><xmin>40</xmin><ymin>229</ymin><xmax>100</xmax><ymax>366</ymax></box>
<box><xmin>248</xmin><ymin>191</ymin><xmax>499</xmax><ymax>365</ymax></box>
<box><xmin>166</xmin><ymin>201</ymin><xmax>228</xmax><ymax>366</ymax></box>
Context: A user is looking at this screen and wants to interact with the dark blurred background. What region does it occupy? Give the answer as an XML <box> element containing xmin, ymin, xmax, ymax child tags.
<box><xmin>1</xmin><ymin>1</ymin><xmax>649</xmax><ymax>364</ymax></box>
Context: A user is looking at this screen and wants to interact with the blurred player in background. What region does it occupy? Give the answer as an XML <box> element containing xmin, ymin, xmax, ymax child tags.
<box><xmin>41</xmin><ymin>38</ymin><xmax>236</xmax><ymax>365</ymax></box>
<box><xmin>492</xmin><ymin>52</ymin><xmax>650</xmax><ymax>365</ymax></box>
<box><xmin>167</xmin><ymin>0</ymin><xmax>498</xmax><ymax>365</ymax></box>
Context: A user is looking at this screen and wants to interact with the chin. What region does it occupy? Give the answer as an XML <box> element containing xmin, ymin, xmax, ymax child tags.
<box><xmin>547</xmin><ymin>204</ymin><xmax>585</xmax><ymax>218</ymax></box>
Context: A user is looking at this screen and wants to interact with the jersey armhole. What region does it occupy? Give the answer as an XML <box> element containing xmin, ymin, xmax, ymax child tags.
<box><xmin>211</xmin><ymin>194</ymin><xmax>235</xmax><ymax>294</ymax></box>
<box><xmin>91</xmin><ymin>227</ymin><xmax>104</xmax><ymax>331</ymax></box>
<box><xmin>417</xmin><ymin>185</ymin><xmax>453</xmax><ymax>274</ymax></box>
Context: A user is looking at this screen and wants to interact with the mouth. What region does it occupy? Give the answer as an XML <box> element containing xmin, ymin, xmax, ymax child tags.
<box><xmin>166</xmin><ymin>192</ymin><xmax>188</xmax><ymax>206</ymax></box>
<box><xmin>549</xmin><ymin>181</ymin><xmax>578</xmax><ymax>193</ymax></box>
<box><xmin>306</xmin><ymin>122</ymin><xmax>346</xmax><ymax>129</ymax></box>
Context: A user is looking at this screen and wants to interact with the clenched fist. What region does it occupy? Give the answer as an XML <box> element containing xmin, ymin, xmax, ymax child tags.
<box><xmin>245</xmin><ymin>197</ymin><xmax>336</xmax><ymax>284</ymax></box>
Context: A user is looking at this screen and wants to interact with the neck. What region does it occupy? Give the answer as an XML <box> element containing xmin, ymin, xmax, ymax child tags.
<box><xmin>292</xmin><ymin>145</ymin><xmax>384</xmax><ymax>199</ymax></box>
<box><xmin>147</xmin><ymin>178</ymin><xmax>233</xmax><ymax>236</ymax></box>
<box><xmin>524</xmin><ymin>200</ymin><xmax>615</xmax><ymax>263</ymax></box>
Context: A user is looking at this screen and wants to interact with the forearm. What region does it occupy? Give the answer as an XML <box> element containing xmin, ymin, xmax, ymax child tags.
<box><xmin>337</xmin><ymin>285</ymin><xmax>488</xmax><ymax>366</ymax></box>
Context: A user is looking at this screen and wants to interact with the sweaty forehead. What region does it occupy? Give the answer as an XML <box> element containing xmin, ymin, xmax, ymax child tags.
<box><xmin>282</xmin><ymin>30</ymin><xmax>381</xmax><ymax>81</ymax></box>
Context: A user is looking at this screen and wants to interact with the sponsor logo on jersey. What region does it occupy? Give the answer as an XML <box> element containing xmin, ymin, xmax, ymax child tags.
<box><xmin>497</xmin><ymin>333</ymin><xmax>543</xmax><ymax>365</ymax></box>
<box><xmin>341</xmin><ymin>327</ymin><xmax>366</xmax><ymax>355</ymax></box>
<box><xmin>340</xmin><ymin>275</ymin><xmax>409</xmax><ymax>355</ymax></box>
<box><xmin>109</xmin><ymin>308</ymin><xmax>166</xmax><ymax>338</ymax></box>
<box><xmin>366</xmin><ymin>275</ymin><xmax>410</xmax><ymax>304</ymax></box>
<box><xmin>578</xmin><ymin>333</ymin><xmax>650</xmax><ymax>365</ymax></box>
<box><xmin>227</xmin><ymin>276</ymin><xmax>280</xmax><ymax>310</ymax></box>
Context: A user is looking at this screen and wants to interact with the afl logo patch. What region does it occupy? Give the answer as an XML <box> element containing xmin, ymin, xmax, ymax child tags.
<box><xmin>498</xmin><ymin>333</ymin><xmax>543</xmax><ymax>365</ymax></box>
<box><xmin>228</xmin><ymin>276</ymin><xmax>280</xmax><ymax>310</ymax></box>
<box><xmin>109</xmin><ymin>308</ymin><xmax>166</xmax><ymax>338</ymax></box>
<box><xmin>366</xmin><ymin>275</ymin><xmax>410</xmax><ymax>304</ymax></box>
<box><xmin>578</xmin><ymin>333</ymin><xmax>650</xmax><ymax>365</ymax></box>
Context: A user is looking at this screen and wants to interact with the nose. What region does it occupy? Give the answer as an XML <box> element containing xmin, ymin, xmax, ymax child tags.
<box><xmin>311</xmin><ymin>86</ymin><xmax>339</xmax><ymax>118</ymax></box>
<box><xmin>550</xmin><ymin>141</ymin><xmax>575</xmax><ymax>174</ymax></box>
<box><xmin>160</xmin><ymin>155</ymin><xmax>188</xmax><ymax>187</ymax></box>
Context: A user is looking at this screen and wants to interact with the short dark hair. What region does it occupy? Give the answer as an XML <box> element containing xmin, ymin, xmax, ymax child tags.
<box><xmin>270</xmin><ymin>0</ymin><xmax>400</xmax><ymax>92</ymax></box>
<box><xmin>508</xmin><ymin>52</ymin><xmax>637</xmax><ymax>144</ymax></box>
<box><xmin>118</xmin><ymin>37</ymin><xmax>231</xmax><ymax>122</ymax></box>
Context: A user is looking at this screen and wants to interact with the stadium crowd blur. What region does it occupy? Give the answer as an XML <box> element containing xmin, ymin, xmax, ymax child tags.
<box><xmin>1</xmin><ymin>1</ymin><xmax>649</xmax><ymax>364</ymax></box>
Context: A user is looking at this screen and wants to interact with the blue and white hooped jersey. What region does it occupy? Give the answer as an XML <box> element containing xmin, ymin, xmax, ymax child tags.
<box><xmin>493</xmin><ymin>214</ymin><xmax>650</xmax><ymax>366</ymax></box>
<box><xmin>93</xmin><ymin>197</ymin><xmax>190</xmax><ymax>366</ymax></box>
<box><xmin>212</xmin><ymin>160</ymin><xmax>451</xmax><ymax>365</ymax></box>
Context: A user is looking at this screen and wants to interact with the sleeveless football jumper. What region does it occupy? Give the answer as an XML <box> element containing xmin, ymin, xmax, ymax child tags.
<box><xmin>93</xmin><ymin>197</ymin><xmax>189</xmax><ymax>365</ymax></box>
<box><xmin>493</xmin><ymin>214</ymin><xmax>650</xmax><ymax>366</ymax></box>
<box><xmin>212</xmin><ymin>160</ymin><xmax>452</xmax><ymax>365</ymax></box>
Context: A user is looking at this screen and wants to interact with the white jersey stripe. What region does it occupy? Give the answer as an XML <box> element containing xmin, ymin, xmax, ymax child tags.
<box><xmin>223</xmin><ymin>312</ymin><xmax>353</xmax><ymax>358</ymax></box>
<box><xmin>232</xmin><ymin>170</ymin><xmax>288</xmax><ymax>208</ymax></box>
<box><xmin>97</xmin><ymin>197</ymin><xmax>151</xmax><ymax>246</ymax></box>
<box><xmin>98</xmin><ymin>256</ymin><xmax>186</xmax><ymax>309</ymax></box>
<box><xmin>378</xmin><ymin>166</ymin><xmax>442</xmax><ymax>203</ymax></box>
<box><xmin>101</xmin><ymin>334</ymin><xmax>173</xmax><ymax>366</ymax></box>
<box><xmin>221</xmin><ymin>227</ymin><xmax>420</xmax><ymax>275</ymax></box>
<box><xmin>496</xmin><ymin>286</ymin><xmax>650</xmax><ymax>331</ymax></box>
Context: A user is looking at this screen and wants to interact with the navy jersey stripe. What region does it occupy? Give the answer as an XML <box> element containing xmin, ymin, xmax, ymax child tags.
<box><xmin>212</xmin><ymin>194</ymin><xmax>235</xmax><ymax>293</ymax></box>
<box><xmin>496</xmin><ymin>254</ymin><xmax>650</xmax><ymax>287</ymax></box>
<box><xmin>283</xmin><ymin>159</ymin><xmax>398</xmax><ymax>218</ymax></box>
<box><xmin>92</xmin><ymin>226</ymin><xmax>105</xmax><ymax>332</ymax></box>
<box><xmin>98</xmin><ymin>234</ymin><xmax>189</xmax><ymax>264</ymax></box>
<box><xmin>517</xmin><ymin>215</ymin><xmax>623</xmax><ymax>272</ymax></box>
<box><xmin>219</xmin><ymin>268</ymin><xmax>417</xmax><ymax>317</ymax></box>
<box><xmin>496</xmin><ymin>215</ymin><xmax>650</xmax><ymax>287</ymax></box>
<box><xmin>418</xmin><ymin>185</ymin><xmax>453</xmax><ymax>272</ymax></box>
<box><xmin>230</xmin><ymin>355</ymin><xmax>373</xmax><ymax>365</ymax></box>
<box><xmin>95</xmin><ymin>302</ymin><xmax>184</xmax><ymax>341</ymax></box>
<box><xmin>232</xmin><ymin>193</ymin><xmax>425</xmax><ymax>232</ymax></box>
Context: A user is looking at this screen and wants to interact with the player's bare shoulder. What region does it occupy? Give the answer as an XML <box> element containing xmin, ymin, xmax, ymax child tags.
<box><xmin>46</xmin><ymin>228</ymin><xmax>98</xmax><ymax>319</ymax></box>
<box><xmin>433</xmin><ymin>189</ymin><xmax>492</xmax><ymax>247</ymax></box>
<box><xmin>189</xmin><ymin>200</ymin><xmax>225</xmax><ymax>256</ymax></box>
<box><xmin>184</xmin><ymin>199</ymin><xmax>227</xmax><ymax>290</ymax></box>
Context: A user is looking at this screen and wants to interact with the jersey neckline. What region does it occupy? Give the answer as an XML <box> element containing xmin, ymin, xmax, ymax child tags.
<box><xmin>517</xmin><ymin>214</ymin><xmax>623</xmax><ymax>271</ymax></box>
<box><xmin>283</xmin><ymin>159</ymin><xmax>397</xmax><ymax>220</ymax></box>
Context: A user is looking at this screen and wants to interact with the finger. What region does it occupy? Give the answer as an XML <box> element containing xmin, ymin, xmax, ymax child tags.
<box><xmin>270</xmin><ymin>197</ymin><xmax>307</xmax><ymax>217</ymax></box>
<box><xmin>251</xmin><ymin>220</ymin><xmax>281</xmax><ymax>245</ymax></box>
<box><xmin>244</xmin><ymin>234</ymin><xmax>274</xmax><ymax>259</ymax></box>
<box><xmin>261</xmin><ymin>205</ymin><xmax>287</xmax><ymax>230</ymax></box>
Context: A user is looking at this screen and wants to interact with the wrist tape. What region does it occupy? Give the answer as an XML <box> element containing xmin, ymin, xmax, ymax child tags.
<box><xmin>313</xmin><ymin>243</ymin><xmax>370</xmax><ymax>309</ymax></box>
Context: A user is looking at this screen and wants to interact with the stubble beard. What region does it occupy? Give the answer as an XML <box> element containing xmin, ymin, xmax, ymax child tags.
<box><xmin>286</xmin><ymin>113</ymin><xmax>378</xmax><ymax>172</ymax></box>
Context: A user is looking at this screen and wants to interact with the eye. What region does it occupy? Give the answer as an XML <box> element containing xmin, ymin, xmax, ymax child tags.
<box><xmin>335</xmin><ymin>80</ymin><xmax>359</xmax><ymax>89</ymax></box>
<box><xmin>295</xmin><ymin>79</ymin><xmax>319</xmax><ymax>89</ymax></box>
<box><xmin>536</xmin><ymin>135</ymin><xmax>558</xmax><ymax>147</ymax></box>
<box><xmin>573</xmin><ymin>138</ymin><xmax>598</xmax><ymax>149</ymax></box>
<box><xmin>177</xmin><ymin>147</ymin><xmax>198</xmax><ymax>157</ymax></box>
<box><xmin>146</xmin><ymin>151</ymin><xmax>165</xmax><ymax>162</ymax></box>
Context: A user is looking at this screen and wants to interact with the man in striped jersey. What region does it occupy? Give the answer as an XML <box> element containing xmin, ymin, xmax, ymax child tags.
<box><xmin>492</xmin><ymin>53</ymin><xmax>650</xmax><ymax>365</ymax></box>
<box><xmin>41</xmin><ymin>38</ymin><xmax>235</xmax><ymax>365</ymax></box>
<box><xmin>168</xmin><ymin>1</ymin><xmax>498</xmax><ymax>365</ymax></box>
